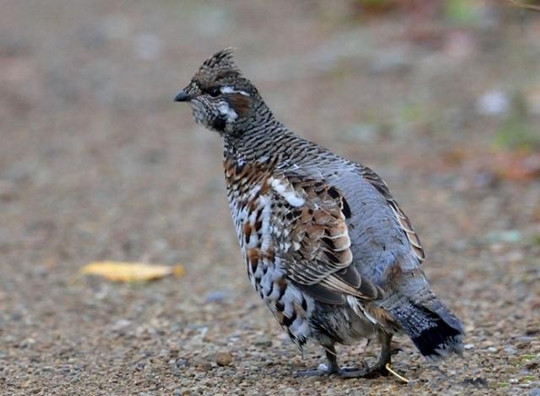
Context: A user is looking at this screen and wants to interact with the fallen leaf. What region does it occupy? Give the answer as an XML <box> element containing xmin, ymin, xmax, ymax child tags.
<box><xmin>438</xmin><ymin>146</ymin><xmax>540</xmax><ymax>182</ymax></box>
<box><xmin>491</xmin><ymin>151</ymin><xmax>540</xmax><ymax>182</ymax></box>
<box><xmin>80</xmin><ymin>261</ymin><xmax>185</xmax><ymax>282</ymax></box>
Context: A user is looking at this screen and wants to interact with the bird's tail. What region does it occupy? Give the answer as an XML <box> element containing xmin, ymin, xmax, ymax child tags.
<box><xmin>389</xmin><ymin>298</ymin><xmax>464</xmax><ymax>360</ymax></box>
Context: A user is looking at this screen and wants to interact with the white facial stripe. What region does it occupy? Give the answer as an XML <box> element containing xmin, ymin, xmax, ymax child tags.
<box><xmin>221</xmin><ymin>86</ymin><xmax>250</xmax><ymax>96</ymax></box>
<box><xmin>218</xmin><ymin>102</ymin><xmax>238</xmax><ymax>122</ymax></box>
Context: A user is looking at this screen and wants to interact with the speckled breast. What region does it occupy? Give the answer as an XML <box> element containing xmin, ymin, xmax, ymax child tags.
<box><xmin>223</xmin><ymin>156</ymin><xmax>312</xmax><ymax>347</ymax></box>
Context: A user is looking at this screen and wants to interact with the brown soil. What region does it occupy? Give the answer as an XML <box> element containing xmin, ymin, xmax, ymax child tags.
<box><xmin>0</xmin><ymin>1</ymin><xmax>538</xmax><ymax>395</ymax></box>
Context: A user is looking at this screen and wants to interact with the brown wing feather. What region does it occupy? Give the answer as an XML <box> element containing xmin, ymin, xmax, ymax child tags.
<box><xmin>269</xmin><ymin>174</ymin><xmax>382</xmax><ymax>304</ymax></box>
<box><xmin>359</xmin><ymin>166</ymin><xmax>425</xmax><ymax>262</ymax></box>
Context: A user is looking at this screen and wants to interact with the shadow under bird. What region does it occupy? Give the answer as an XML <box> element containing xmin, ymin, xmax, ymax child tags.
<box><xmin>174</xmin><ymin>49</ymin><xmax>464</xmax><ymax>378</ymax></box>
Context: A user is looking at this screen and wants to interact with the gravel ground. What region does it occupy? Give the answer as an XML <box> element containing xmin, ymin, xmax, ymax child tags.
<box><xmin>1</xmin><ymin>2</ymin><xmax>539</xmax><ymax>395</ymax></box>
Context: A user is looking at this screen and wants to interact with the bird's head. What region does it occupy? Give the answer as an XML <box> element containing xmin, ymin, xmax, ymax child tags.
<box><xmin>175</xmin><ymin>48</ymin><xmax>259</xmax><ymax>135</ymax></box>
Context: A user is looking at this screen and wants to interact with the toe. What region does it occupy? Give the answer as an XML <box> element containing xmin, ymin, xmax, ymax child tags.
<box><xmin>293</xmin><ymin>368</ymin><xmax>329</xmax><ymax>378</ymax></box>
<box><xmin>337</xmin><ymin>365</ymin><xmax>387</xmax><ymax>379</ymax></box>
<box><xmin>293</xmin><ymin>363</ymin><xmax>338</xmax><ymax>377</ymax></box>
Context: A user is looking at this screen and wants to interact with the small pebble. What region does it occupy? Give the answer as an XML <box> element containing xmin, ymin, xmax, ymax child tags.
<box><xmin>110</xmin><ymin>319</ymin><xmax>131</xmax><ymax>332</ymax></box>
<box><xmin>476</xmin><ymin>89</ymin><xmax>509</xmax><ymax>116</ymax></box>
<box><xmin>176</xmin><ymin>359</ymin><xmax>189</xmax><ymax>368</ymax></box>
<box><xmin>462</xmin><ymin>377</ymin><xmax>488</xmax><ymax>388</ymax></box>
<box><xmin>254</xmin><ymin>337</ymin><xmax>272</xmax><ymax>347</ymax></box>
<box><xmin>134</xmin><ymin>361</ymin><xmax>145</xmax><ymax>371</ymax></box>
<box><xmin>504</xmin><ymin>346</ymin><xmax>517</xmax><ymax>355</ymax></box>
<box><xmin>159</xmin><ymin>349</ymin><xmax>169</xmax><ymax>357</ymax></box>
<box><xmin>215</xmin><ymin>352</ymin><xmax>233</xmax><ymax>367</ymax></box>
<box><xmin>198</xmin><ymin>362</ymin><xmax>213</xmax><ymax>372</ymax></box>
<box><xmin>205</xmin><ymin>291</ymin><xmax>229</xmax><ymax>303</ymax></box>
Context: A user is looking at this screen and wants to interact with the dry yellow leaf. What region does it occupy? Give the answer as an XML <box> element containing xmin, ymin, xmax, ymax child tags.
<box><xmin>80</xmin><ymin>261</ymin><xmax>185</xmax><ymax>282</ymax></box>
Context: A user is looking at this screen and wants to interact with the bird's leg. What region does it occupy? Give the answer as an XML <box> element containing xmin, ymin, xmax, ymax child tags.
<box><xmin>294</xmin><ymin>333</ymin><xmax>395</xmax><ymax>378</ymax></box>
<box><xmin>338</xmin><ymin>332</ymin><xmax>393</xmax><ymax>378</ymax></box>
<box><xmin>293</xmin><ymin>345</ymin><xmax>340</xmax><ymax>377</ymax></box>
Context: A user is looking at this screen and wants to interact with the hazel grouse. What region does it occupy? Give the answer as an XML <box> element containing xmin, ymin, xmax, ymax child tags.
<box><xmin>174</xmin><ymin>49</ymin><xmax>464</xmax><ymax>378</ymax></box>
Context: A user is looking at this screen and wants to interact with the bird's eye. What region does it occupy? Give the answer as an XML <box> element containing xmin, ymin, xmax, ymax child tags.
<box><xmin>207</xmin><ymin>87</ymin><xmax>221</xmax><ymax>97</ymax></box>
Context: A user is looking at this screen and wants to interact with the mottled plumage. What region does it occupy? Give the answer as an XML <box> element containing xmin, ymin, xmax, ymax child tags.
<box><xmin>175</xmin><ymin>49</ymin><xmax>464</xmax><ymax>377</ymax></box>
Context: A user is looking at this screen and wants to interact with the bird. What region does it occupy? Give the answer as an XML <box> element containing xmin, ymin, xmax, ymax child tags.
<box><xmin>174</xmin><ymin>48</ymin><xmax>464</xmax><ymax>378</ymax></box>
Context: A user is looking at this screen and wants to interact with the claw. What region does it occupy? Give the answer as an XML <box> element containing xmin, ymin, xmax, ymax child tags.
<box><xmin>337</xmin><ymin>364</ymin><xmax>387</xmax><ymax>379</ymax></box>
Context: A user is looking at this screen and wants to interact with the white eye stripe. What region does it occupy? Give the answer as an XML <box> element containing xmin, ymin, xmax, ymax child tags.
<box><xmin>221</xmin><ymin>86</ymin><xmax>250</xmax><ymax>96</ymax></box>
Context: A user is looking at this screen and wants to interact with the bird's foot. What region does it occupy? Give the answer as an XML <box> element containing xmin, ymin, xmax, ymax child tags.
<box><xmin>293</xmin><ymin>363</ymin><xmax>337</xmax><ymax>377</ymax></box>
<box><xmin>339</xmin><ymin>363</ymin><xmax>409</xmax><ymax>383</ymax></box>
<box><xmin>293</xmin><ymin>362</ymin><xmax>388</xmax><ymax>379</ymax></box>
<box><xmin>336</xmin><ymin>363</ymin><xmax>388</xmax><ymax>379</ymax></box>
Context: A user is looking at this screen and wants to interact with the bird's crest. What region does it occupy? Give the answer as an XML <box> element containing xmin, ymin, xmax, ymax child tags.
<box><xmin>196</xmin><ymin>48</ymin><xmax>242</xmax><ymax>85</ymax></box>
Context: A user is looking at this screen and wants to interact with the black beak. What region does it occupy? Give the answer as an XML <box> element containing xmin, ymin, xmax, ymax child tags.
<box><xmin>174</xmin><ymin>90</ymin><xmax>191</xmax><ymax>102</ymax></box>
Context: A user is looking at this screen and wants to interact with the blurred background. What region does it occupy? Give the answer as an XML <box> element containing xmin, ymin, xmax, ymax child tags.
<box><xmin>1</xmin><ymin>1</ymin><xmax>539</xmax><ymax>394</ymax></box>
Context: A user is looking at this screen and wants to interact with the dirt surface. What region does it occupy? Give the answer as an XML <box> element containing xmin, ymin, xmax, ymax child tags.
<box><xmin>1</xmin><ymin>1</ymin><xmax>539</xmax><ymax>395</ymax></box>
